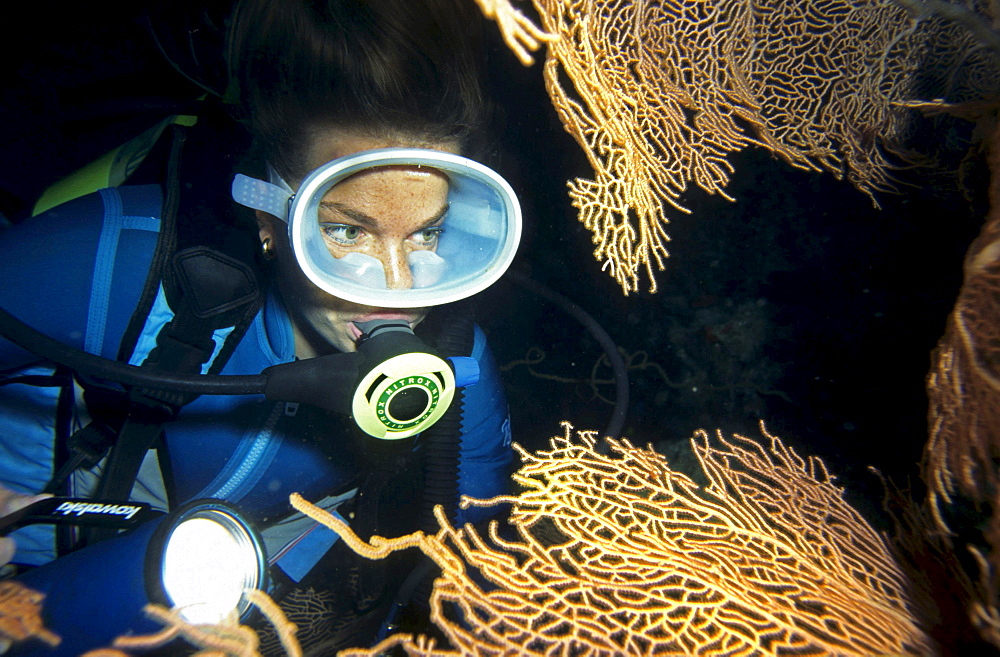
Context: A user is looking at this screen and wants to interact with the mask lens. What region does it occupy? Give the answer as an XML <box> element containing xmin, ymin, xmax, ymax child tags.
<box><xmin>288</xmin><ymin>149</ymin><xmax>521</xmax><ymax>308</ymax></box>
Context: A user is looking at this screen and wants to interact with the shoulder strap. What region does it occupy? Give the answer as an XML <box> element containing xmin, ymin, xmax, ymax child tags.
<box><xmin>118</xmin><ymin>101</ymin><xmax>264</xmax><ymax>368</ymax></box>
<box><xmin>53</xmin><ymin>106</ymin><xmax>266</xmax><ymax>527</ymax></box>
<box><xmin>97</xmin><ymin>105</ymin><xmax>265</xmax><ymax>498</ymax></box>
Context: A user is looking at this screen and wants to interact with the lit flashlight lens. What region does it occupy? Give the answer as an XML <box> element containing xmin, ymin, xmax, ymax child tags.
<box><xmin>160</xmin><ymin>509</ymin><xmax>262</xmax><ymax>624</ymax></box>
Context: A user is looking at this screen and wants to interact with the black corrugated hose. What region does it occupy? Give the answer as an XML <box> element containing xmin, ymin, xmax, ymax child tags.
<box><xmin>418</xmin><ymin>304</ymin><xmax>475</xmax><ymax>533</ymax></box>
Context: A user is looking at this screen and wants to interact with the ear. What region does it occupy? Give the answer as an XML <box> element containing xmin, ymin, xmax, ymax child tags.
<box><xmin>255</xmin><ymin>209</ymin><xmax>279</xmax><ymax>245</ymax></box>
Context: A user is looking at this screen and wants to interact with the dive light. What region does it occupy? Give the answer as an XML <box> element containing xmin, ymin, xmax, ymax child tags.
<box><xmin>10</xmin><ymin>499</ymin><xmax>266</xmax><ymax>657</ymax></box>
<box><xmin>145</xmin><ymin>499</ymin><xmax>267</xmax><ymax>624</ymax></box>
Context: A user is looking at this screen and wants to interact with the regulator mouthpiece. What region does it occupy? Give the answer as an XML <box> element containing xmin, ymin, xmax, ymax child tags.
<box><xmin>261</xmin><ymin>319</ymin><xmax>475</xmax><ymax>440</ymax></box>
<box><xmin>351</xmin><ymin>319</ymin><xmax>456</xmax><ymax>440</ymax></box>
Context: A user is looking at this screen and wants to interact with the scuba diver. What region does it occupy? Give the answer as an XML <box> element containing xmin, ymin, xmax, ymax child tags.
<box><xmin>0</xmin><ymin>0</ymin><xmax>519</xmax><ymax>653</ymax></box>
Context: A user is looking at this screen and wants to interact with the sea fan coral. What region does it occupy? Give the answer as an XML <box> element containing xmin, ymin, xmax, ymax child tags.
<box><xmin>923</xmin><ymin>106</ymin><xmax>1000</xmax><ymax>649</ymax></box>
<box><xmin>81</xmin><ymin>590</ymin><xmax>302</xmax><ymax>657</ymax></box>
<box><xmin>478</xmin><ymin>0</ymin><xmax>1000</xmax><ymax>293</ymax></box>
<box><xmin>294</xmin><ymin>422</ymin><xmax>932</xmax><ymax>656</ymax></box>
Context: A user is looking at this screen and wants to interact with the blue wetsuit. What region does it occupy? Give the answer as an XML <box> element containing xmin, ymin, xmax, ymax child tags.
<box><xmin>0</xmin><ymin>184</ymin><xmax>512</xmax><ymax>647</ymax></box>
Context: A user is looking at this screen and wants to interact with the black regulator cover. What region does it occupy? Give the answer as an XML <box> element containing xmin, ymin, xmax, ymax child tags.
<box><xmin>261</xmin><ymin>320</ymin><xmax>458</xmax><ymax>439</ymax></box>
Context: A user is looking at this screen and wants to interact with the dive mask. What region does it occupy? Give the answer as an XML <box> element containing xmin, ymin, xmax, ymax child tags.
<box><xmin>231</xmin><ymin>148</ymin><xmax>521</xmax><ymax>308</ymax></box>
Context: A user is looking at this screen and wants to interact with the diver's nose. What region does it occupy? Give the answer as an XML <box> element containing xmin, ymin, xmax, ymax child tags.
<box><xmin>382</xmin><ymin>246</ymin><xmax>414</xmax><ymax>290</ymax></box>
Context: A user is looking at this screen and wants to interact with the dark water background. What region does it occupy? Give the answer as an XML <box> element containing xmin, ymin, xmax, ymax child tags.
<box><xmin>0</xmin><ymin>2</ymin><xmax>986</xmax><ymax>534</ymax></box>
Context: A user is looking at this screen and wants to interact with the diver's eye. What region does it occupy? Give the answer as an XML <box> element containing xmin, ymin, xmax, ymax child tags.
<box><xmin>322</xmin><ymin>224</ymin><xmax>364</xmax><ymax>246</ymax></box>
<box><xmin>411</xmin><ymin>227</ymin><xmax>444</xmax><ymax>248</ymax></box>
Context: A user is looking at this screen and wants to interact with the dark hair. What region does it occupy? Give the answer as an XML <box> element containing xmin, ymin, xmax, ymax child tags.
<box><xmin>226</xmin><ymin>0</ymin><xmax>494</xmax><ymax>181</ymax></box>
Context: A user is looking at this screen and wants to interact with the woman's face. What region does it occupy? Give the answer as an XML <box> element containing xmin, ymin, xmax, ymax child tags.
<box><xmin>256</xmin><ymin>130</ymin><xmax>460</xmax><ymax>357</ymax></box>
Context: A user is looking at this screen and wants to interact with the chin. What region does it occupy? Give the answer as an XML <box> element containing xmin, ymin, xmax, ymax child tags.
<box><xmin>330</xmin><ymin>332</ymin><xmax>358</xmax><ymax>354</ymax></box>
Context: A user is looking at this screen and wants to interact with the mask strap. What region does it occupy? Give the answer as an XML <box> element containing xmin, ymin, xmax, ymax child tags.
<box><xmin>266</xmin><ymin>163</ymin><xmax>295</xmax><ymax>194</ymax></box>
<box><xmin>231</xmin><ymin>174</ymin><xmax>292</xmax><ymax>221</ymax></box>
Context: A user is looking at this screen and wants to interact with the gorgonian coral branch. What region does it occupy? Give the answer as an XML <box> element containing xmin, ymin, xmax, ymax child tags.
<box><xmin>312</xmin><ymin>422</ymin><xmax>932</xmax><ymax>656</ymax></box>
<box><xmin>480</xmin><ymin>0</ymin><xmax>1000</xmax><ymax>294</ymax></box>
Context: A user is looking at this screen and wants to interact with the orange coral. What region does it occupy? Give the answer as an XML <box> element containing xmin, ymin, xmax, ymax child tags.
<box><xmin>478</xmin><ymin>0</ymin><xmax>1000</xmax><ymax>293</ymax></box>
<box><xmin>924</xmin><ymin>198</ymin><xmax>1000</xmax><ymax>530</ymax></box>
<box><xmin>925</xmin><ymin>107</ymin><xmax>1000</xmax><ymax>530</ymax></box>
<box><xmin>471</xmin><ymin>0</ymin><xmax>556</xmax><ymax>65</ymax></box>
<box><xmin>921</xmin><ymin>106</ymin><xmax>1000</xmax><ymax>648</ymax></box>
<box><xmin>296</xmin><ymin>422</ymin><xmax>932</xmax><ymax>656</ymax></box>
<box><xmin>0</xmin><ymin>581</ymin><xmax>59</xmax><ymax>651</ymax></box>
<box><xmin>80</xmin><ymin>589</ymin><xmax>302</xmax><ymax>657</ymax></box>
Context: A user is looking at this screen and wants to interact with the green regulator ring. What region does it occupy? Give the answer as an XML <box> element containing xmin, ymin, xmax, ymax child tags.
<box><xmin>352</xmin><ymin>352</ymin><xmax>456</xmax><ymax>439</ymax></box>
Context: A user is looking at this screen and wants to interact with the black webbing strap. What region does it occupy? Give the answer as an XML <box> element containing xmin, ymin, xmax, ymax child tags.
<box><xmin>82</xmin><ymin>296</ymin><xmax>226</xmax><ymax>545</ymax></box>
<box><xmin>94</xmin><ymin>295</ymin><xmax>219</xmax><ymax>502</ymax></box>
<box><xmin>46</xmin><ymin>121</ymin><xmax>189</xmax><ymax>505</ymax></box>
<box><xmin>65</xmin><ymin>112</ymin><xmax>264</xmax><ymax>546</ymax></box>
<box><xmin>82</xmin><ymin>245</ymin><xmax>263</xmax><ymax>540</ymax></box>
<box><xmin>43</xmin><ymin>421</ymin><xmax>117</xmax><ymax>496</ymax></box>
<box><xmin>116</xmin><ymin>125</ymin><xmax>186</xmax><ymax>364</ymax></box>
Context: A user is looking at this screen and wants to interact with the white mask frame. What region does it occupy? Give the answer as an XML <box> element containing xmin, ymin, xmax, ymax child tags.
<box><xmin>232</xmin><ymin>148</ymin><xmax>522</xmax><ymax>308</ymax></box>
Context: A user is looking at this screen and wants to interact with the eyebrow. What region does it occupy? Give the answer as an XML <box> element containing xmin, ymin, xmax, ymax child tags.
<box><xmin>319</xmin><ymin>202</ymin><xmax>449</xmax><ymax>230</ymax></box>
